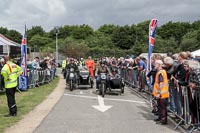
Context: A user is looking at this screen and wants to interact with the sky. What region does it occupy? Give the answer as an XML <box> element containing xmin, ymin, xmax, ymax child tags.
<box><xmin>0</xmin><ymin>0</ymin><xmax>200</xmax><ymax>33</ymax></box>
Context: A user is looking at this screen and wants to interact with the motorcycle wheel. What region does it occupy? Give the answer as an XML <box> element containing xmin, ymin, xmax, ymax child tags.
<box><xmin>102</xmin><ymin>83</ymin><xmax>105</xmax><ymax>97</ymax></box>
<box><xmin>70</xmin><ymin>80</ymin><xmax>73</xmax><ymax>91</ymax></box>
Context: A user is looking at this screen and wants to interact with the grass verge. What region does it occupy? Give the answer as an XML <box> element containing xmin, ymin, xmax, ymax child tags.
<box><xmin>0</xmin><ymin>77</ymin><xmax>59</xmax><ymax>132</ymax></box>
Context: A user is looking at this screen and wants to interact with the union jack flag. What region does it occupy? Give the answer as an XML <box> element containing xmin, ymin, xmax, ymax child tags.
<box><xmin>147</xmin><ymin>19</ymin><xmax>159</xmax><ymax>72</ymax></box>
<box><xmin>19</xmin><ymin>26</ymin><xmax>28</xmax><ymax>90</ymax></box>
<box><xmin>21</xmin><ymin>33</ymin><xmax>27</xmax><ymax>76</ymax></box>
<box><xmin>22</xmin><ymin>34</ymin><xmax>26</xmax><ymax>45</ymax></box>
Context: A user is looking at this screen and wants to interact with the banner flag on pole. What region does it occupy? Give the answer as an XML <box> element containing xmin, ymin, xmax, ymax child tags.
<box><xmin>19</xmin><ymin>25</ymin><xmax>28</xmax><ymax>90</ymax></box>
<box><xmin>147</xmin><ymin>19</ymin><xmax>159</xmax><ymax>73</ymax></box>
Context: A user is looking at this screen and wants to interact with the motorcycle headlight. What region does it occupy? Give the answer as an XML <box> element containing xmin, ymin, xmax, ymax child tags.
<box><xmin>70</xmin><ymin>73</ymin><xmax>74</xmax><ymax>78</ymax></box>
<box><xmin>101</xmin><ymin>75</ymin><xmax>106</xmax><ymax>80</ymax></box>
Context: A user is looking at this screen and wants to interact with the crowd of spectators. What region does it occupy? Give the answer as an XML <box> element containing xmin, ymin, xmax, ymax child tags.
<box><xmin>97</xmin><ymin>52</ymin><xmax>200</xmax><ymax>128</ymax></box>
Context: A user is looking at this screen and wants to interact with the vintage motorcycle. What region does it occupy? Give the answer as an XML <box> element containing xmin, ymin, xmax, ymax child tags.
<box><xmin>68</xmin><ymin>67</ymin><xmax>77</xmax><ymax>91</ymax></box>
<box><xmin>99</xmin><ymin>73</ymin><xmax>107</xmax><ymax>97</ymax></box>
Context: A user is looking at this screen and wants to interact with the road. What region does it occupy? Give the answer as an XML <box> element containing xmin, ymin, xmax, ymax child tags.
<box><xmin>34</xmin><ymin>75</ymin><xmax>180</xmax><ymax>133</ymax></box>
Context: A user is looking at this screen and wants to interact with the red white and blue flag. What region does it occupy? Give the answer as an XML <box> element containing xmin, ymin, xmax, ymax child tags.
<box><xmin>19</xmin><ymin>26</ymin><xmax>28</xmax><ymax>90</ymax></box>
<box><xmin>147</xmin><ymin>19</ymin><xmax>159</xmax><ymax>72</ymax></box>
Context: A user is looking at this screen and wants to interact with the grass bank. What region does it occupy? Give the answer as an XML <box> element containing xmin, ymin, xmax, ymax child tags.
<box><xmin>0</xmin><ymin>77</ymin><xmax>59</xmax><ymax>132</ymax></box>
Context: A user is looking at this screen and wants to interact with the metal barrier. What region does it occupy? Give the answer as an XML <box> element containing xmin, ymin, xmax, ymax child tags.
<box><xmin>120</xmin><ymin>68</ymin><xmax>200</xmax><ymax>132</ymax></box>
<box><xmin>27</xmin><ymin>68</ymin><xmax>56</xmax><ymax>88</ymax></box>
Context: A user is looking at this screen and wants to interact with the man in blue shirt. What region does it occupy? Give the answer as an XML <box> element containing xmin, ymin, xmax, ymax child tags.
<box><xmin>135</xmin><ymin>57</ymin><xmax>147</xmax><ymax>91</ymax></box>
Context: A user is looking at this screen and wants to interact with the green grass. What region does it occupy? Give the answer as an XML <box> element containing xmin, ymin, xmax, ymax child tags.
<box><xmin>0</xmin><ymin>77</ymin><xmax>59</xmax><ymax>132</ymax></box>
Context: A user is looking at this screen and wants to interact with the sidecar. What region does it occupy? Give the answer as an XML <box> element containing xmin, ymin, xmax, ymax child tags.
<box><xmin>78</xmin><ymin>66</ymin><xmax>93</xmax><ymax>88</ymax></box>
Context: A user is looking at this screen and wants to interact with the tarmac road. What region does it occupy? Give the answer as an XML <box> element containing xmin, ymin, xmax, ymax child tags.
<box><xmin>34</xmin><ymin>79</ymin><xmax>180</xmax><ymax>133</ymax></box>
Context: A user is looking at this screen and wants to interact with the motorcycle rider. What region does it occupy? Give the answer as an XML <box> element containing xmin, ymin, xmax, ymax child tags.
<box><xmin>79</xmin><ymin>58</ymin><xmax>85</xmax><ymax>66</ymax></box>
<box><xmin>110</xmin><ymin>60</ymin><xmax>119</xmax><ymax>76</ymax></box>
<box><xmin>62</xmin><ymin>57</ymin><xmax>68</xmax><ymax>79</ymax></box>
<box><xmin>65</xmin><ymin>58</ymin><xmax>79</xmax><ymax>84</ymax></box>
<box><xmin>95</xmin><ymin>61</ymin><xmax>112</xmax><ymax>91</ymax></box>
<box><xmin>86</xmin><ymin>56</ymin><xmax>95</xmax><ymax>79</ymax></box>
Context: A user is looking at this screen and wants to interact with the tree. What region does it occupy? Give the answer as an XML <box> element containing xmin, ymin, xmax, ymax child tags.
<box><xmin>59</xmin><ymin>25</ymin><xmax>73</xmax><ymax>39</ymax></box>
<box><xmin>86</xmin><ymin>31</ymin><xmax>113</xmax><ymax>48</ymax></box>
<box><xmin>61</xmin><ymin>37</ymin><xmax>88</xmax><ymax>58</ymax></box>
<box><xmin>181</xmin><ymin>30</ymin><xmax>200</xmax><ymax>51</ymax></box>
<box><xmin>132</xmin><ymin>42</ymin><xmax>148</xmax><ymax>55</ymax></box>
<box><xmin>191</xmin><ymin>20</ymin><xmax>200</xmax><ymax>30</ymax></box>
<box><xmin>27</xmin><ymin>26</ymin><xmax>45</xmax><ymax>41</ymax></box>
<box><xmin>0</xmin><ymin>27</ymin><xmax>8</xmax><ymax>35</ymax></box>
<box><xmin>6</xmin><ymin>30</ymin><xmax>22</xmax><ymax>43</ymax></box>
<box><xmin>98</xmin><ymin>24</ymin><xmax>119</xmax><ymax>35</ymax></box>
<box><xmin>112</xmin><ymin>25</ymin><xmax>135</xmax><ymax>49</ymax></box>
<box><xmin>0</xmin><ymin>27</ymin><xmax>21</xmax><ymax>43</ymax></box>
<box><xmin>157</xmin><ymin>21</ymin><xmax>191</xmax><ymax>44</ymax></box>
<box><xmin>135</xmin><ymin>20</ymin><xmax>150</xmax><ymax>43</ymax></box>
<box><xmin>71</xmin><ymin>24</ymin><xmax>94</xmax><ymax>40</ymax></box>
<box><xmin>154</xmin><ymin>35</ymin><xmax>179</xmax><ymax>53</ymax></box>
<box><xmin>29</xmin><ymin>34</ymin><xmax>52</xmax><ymax>51</ymax></box>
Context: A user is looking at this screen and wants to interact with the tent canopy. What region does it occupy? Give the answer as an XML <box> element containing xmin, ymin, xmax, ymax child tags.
<box><xmin>191</xmin><ymin>49</ymin><xmax>200</xmax><ymax>57</ymax></box>
<box><xmin>0</xmin><ymin>34</ymin><xmax>30</xmax><ymax>55</ymax></box>
<box><xmin>0</xmin><ymin>34</ymin><xmax>20</xmax><ymax>46</ymax></box>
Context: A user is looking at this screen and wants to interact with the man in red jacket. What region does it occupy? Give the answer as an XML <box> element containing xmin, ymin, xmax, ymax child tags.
<box><xmin>86</xmin><ymin>56</ymin><xmax>95</xmax><ymax>79</ymax></box>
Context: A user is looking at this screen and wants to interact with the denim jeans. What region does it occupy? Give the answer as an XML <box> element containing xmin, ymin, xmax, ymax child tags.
<box><xmin>132</xmin><ymin>70</ymin><xmax>138</xmax><ymax>87</ymax></box>
<box><xmin>174</xmin><ymin>86</ymin><xmax>183</xmax><ymax>116</ymax></box>
<box><xmin>96</xmin><ymin>75</ymin><xmax>110</xmax><ymax>89</ymax></box>
<box><xmin>169</xmin><ymin>82</ymin><xmax>176</xmax><ymax>112</ymax></box>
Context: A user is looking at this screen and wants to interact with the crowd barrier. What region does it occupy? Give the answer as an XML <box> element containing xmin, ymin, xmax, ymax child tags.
<box><xmin>0</xmin><ymin>68</ymin><xmax>56</xmax><ymax>91</ymax></box>
<box><xmin>27</xmin><ymin>68</ymin><xmax>56</xmax><ymax>88</ymax></box>
<box><xmin>119</xmin><ymin>68</ymin><xmax>200</xmax><ymax>132</ymax></box>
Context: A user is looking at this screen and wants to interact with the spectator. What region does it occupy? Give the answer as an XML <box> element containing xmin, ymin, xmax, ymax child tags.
<box><xmin>32</xmin><ymin>57</ymin><xmax>40</xmax><ymax>69</ymax></box>
<box><xmin>188</xmin><ymin>67</ymin><xmax>200</xmax><ymax>124</ymax></box>
<box><xmin>0</xmin><ymin>58</ymin><xmax>5</xmax><ymax>70</ymax></box>
<box><xmin>186</xmin><ymin>51</ymin><xmax>192</xmax><ymax>60</ymax></box>
<box><xmin>1</xmin><ymin>56</ymin><xmax>22</xmax><ymax>117</ymax></box>
<box><xmin>40</xmin><ymin>59</ymin><xmax>49</xmax><ymax>69</ymax></box>
<box><xmin>153</xmin><ymin>60</ymin><xmax>169</xmax><ymax>125</ymax></box>
<box><xmin>147</xmin><ymin>54</ymin><xmax>162</xmax><ymax>91</ymax></box>
<box><xmin>147</xmin><ymin>54</ymin><xmax>162</xmax><ymax>115</ymax></box>
<box><xmin>50</xmin><ymin>59</ymin><xmax>56</xmax><ymax>79</ymax></box>
<box><xmin>135</xmin><ymin>57</ymin><xmax>147</xmax><ymax>91</ymax></box>
<box><xmin>121</xmin><ymin>58</ymin><xmax>128</xmax><ymax>79</ymax></box>
<box><xmin>173</xmin><ymin>52</ymin><xmax>188</xmax><ymax>116</ymax></box>
<box><xmin>0</xmin><ymin>58</ymin><xmax>5</xmax><ymax>91</ymax></box>
<box><xmin>132</xmin><ymin>58</ymin><xmax>138</xmax><ymax>88</ymax></box>
<box><xmin>163</xmin><ymin>56</ymin><xmax>177</xmax><ymax>112</ymax></box>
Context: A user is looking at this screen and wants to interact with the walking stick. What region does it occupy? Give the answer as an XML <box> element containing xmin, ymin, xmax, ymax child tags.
<box><xmin>16</xmin><ymin>87</ymin><xmax>21</xmax><ymax>93</ymax></box>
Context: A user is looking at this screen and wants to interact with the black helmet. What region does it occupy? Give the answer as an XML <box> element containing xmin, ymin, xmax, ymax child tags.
<box><xmin>70</xmin><ymin>58</ymin><xmax>74</xmax><ymax>62</ymax></box>
<box><xmin>100</xmin><ymin>61</ymin><xmax>106</xmax><ymax>65</ymax></box>
<box><xmin>112</xmin><ymin>67</ymin><xmax>118</xmax><ymax>72</ymax></box>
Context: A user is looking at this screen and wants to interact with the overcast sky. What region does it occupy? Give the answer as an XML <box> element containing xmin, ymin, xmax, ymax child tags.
<box><xmin>1</xmin><ymin>0</ymin><xmax>200</xmax><ymax>33</ymax></box>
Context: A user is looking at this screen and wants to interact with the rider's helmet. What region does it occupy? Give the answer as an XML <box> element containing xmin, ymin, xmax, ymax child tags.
<box><xmin>112</xmin><ymin>67</ymin><xmax>118</xmax><ymax>75</ymax></box>
<box><xmin>112</xmin><ymin>60</ymin><xmax>116</xmax><ymax>65</ymax></box>
<box><xmin>70</xmin><ymin>58</ymin><xmax>74</xmax><ymax>63</ymax></box>
<box><xmin>100</xmin><ymin>61</ymin><xmax>106</xmax><ymax>66</ymax></box>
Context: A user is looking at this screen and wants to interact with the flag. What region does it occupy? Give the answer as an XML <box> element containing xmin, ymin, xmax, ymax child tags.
<box><xmin>147</xmin><ymin>19</ymin><xmax>159</xmax><ymax>73</ymax></box>
<box><xmin>19</xmin><ymin>26</ymin><xmax>28</xmax><ymax>90</ymax></box>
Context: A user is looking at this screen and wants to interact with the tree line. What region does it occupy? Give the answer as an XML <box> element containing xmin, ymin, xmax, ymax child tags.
<box><xmin>0</xmin><ymin>20</ymin><xmax>200</xmax><ymax>58</ymax></box>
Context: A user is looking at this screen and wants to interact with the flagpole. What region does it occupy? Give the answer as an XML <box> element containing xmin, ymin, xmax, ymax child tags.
<box><xmin>25</xmin><ymin>24</ymin><xmax>27</xmax><ymax>75</ymax></box>
<box><xmin>19</xmin><ymin>24</ymin><xmax>28</xmax><ymax>90</ymax></box>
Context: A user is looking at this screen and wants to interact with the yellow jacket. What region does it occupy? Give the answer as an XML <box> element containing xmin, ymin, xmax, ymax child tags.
<box><xmin>62</xmin><ymin>60</ymin><xmax>67</xmax><ymax>69</ymax></box>
<box><xmin>153</xmin><ymin>69</ymin><xmax>169</xmax><ymax>99</ymax></box>
<box><xmin>1</xmin><ymin>61</ymin><xmax>22</xmax><ymax>89</ymax></box>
